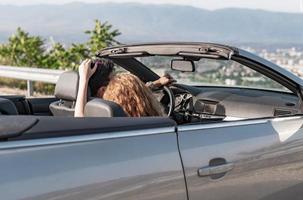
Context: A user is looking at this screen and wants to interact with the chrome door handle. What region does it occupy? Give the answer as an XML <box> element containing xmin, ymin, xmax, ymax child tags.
<box><xmin>198</xmin><ymin>163</ymin><xmax>234</xmax><ymax>177</ymax></box>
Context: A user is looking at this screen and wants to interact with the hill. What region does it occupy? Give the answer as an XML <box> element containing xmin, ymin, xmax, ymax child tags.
<box><xmin>0</xmin><ymin>2</ymin><xmax>302</xmax><ymax>45</ymax></box>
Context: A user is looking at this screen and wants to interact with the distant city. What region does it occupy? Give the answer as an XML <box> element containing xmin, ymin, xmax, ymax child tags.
<box><xmin>242</xmin><ymin>46</ymin><xmax>303</xmax><ymax>77</ymax></box>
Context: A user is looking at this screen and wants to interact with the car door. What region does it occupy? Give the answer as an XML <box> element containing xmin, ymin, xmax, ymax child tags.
<box><xmin>178</xmin><ymin>115</ymin><xmax>303</xmax><ymax>200</ymax></box>
<box><xmin>0</xmin><ymin>116</ymin><xmax>187</xmax><ymax>200</ymax></box>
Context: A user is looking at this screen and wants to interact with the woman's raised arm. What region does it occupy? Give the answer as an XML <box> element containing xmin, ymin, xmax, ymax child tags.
<box><xmin>74</xmin><ymin>59</ymin><xmax>97</xmax><ymax>117</ymax></box>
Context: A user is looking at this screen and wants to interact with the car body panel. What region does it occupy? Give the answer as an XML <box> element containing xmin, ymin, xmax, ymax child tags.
<box><xmin>178</xmin><ymin>116</ymin><xmax>303</xmax><ymax>200</ymax></box>
<box><xmin>0</xmin><ymin>128</ymin><xmax>187</xmax><ymax>200</ymax></box>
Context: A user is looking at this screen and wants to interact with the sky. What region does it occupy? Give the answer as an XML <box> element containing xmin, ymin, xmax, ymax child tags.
<box><xmin>0</xmin><ymin>0</ymin><xmax>302</xmax><ymax>13</ymax></box>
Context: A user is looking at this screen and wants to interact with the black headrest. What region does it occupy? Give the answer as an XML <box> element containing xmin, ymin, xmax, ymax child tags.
<box><xmin>84</xmin><ymin>98</ymin><xmax>127</xmax><ymax>117</ymax></box>
<box><xmin>55</xmin><ymin>71</ymin><xmax>79</xmax><ymax>101</ymax></box>
<box><xmin>0</xmin><ymin>98</ymin><xmax>18</xmax><ymax>115</ymax></box>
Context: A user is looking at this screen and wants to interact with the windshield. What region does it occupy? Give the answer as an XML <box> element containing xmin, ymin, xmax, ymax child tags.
<box><xmin>137</xmin><ymin>56</ymin><xmax>291</xmax><ymax>93</ymax></box>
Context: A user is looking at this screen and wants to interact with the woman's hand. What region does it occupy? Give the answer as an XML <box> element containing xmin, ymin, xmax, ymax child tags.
<box><xmin>78</xmin><ymin>59</ymin><xmax>97</xmax><ymax>81</ymax></box>
<box><xmin>153</xmin><ymin>73</ymin><xmax>176</xmax><ymax>88</ymax></box>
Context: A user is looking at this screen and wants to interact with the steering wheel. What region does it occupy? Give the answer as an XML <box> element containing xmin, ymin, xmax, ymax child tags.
<box><xmin>162</xmin><ymin>86</ymin><xmax>175</xmax><ymax>116</ymax></box>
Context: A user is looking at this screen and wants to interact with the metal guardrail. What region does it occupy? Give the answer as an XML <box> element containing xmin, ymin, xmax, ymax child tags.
<box><xmin>0</xmin><ymin>65</ymin><xmax>65</xmax><ymax>96</ymax></box>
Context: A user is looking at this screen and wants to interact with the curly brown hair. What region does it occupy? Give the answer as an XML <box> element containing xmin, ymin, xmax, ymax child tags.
<box><xmin>102</xmin><ymin>73</ymin><xmax>165</xmax><ymax>117</ymax></box>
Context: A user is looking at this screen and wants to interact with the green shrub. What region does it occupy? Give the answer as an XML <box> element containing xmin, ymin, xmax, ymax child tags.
<box><xmin>0</xmin><ymin>20</ymin><xmax>120</xmax><ymax>95</ymax></box>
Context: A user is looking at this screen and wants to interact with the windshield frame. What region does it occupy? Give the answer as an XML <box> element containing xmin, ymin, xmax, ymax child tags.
<box><xmin>99</xmin><ymin>43</ymin><xmax>302</xmax><ymax>95</ymax></box>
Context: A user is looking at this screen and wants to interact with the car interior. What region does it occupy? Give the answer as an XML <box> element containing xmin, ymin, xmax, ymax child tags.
<box><xmin>0</xmin><ymin>60</ymin><xmax>301</xmax><ymax>119</ymax></box>
<box><xmin>0</xmin><ymin>44</ymin><xmax>302</xmax><ymax>141</ymax></box>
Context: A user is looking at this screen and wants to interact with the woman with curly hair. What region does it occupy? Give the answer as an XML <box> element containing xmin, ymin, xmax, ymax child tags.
<box><xmin>102</xmin><ymin>73</ymin><xmax>164</xmax><ymax>117</ymax></box>
<box><xmin>75</xmin><ymin>59</ymin><xmax>173</xmax><ymax>117</ymax></box>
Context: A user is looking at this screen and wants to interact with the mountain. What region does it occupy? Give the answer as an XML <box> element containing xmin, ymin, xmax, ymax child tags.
<box><xmin>0</xmin><ymin>2</ymin><xmax>302</xmax><ymax>45</ymax></box>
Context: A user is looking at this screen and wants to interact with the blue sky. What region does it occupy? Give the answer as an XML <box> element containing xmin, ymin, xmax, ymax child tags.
<box><xmin>0</xmin><ymin>0</ymin><xmax>302</xmax><ymax>13</ymax></box>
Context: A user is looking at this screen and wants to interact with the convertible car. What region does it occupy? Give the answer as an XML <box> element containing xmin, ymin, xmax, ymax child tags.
<box><xmin>1</xmin><ymin>42</ymin><xmax>303</xmax><ymax>200</ymax></box>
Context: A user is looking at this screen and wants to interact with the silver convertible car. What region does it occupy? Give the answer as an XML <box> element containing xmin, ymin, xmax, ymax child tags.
<box><xmin>1</xmin><ymin>43</ymin><xmax>303</xmax><ymax>200</ymax></box>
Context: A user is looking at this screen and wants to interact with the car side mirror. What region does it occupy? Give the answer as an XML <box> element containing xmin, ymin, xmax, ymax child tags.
<box><xmin>171</xmin><ymin>59</ymin><xmax>195</xmax><ymax>72</ymax></box>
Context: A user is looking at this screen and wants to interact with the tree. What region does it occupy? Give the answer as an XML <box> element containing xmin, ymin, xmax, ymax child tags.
<box><xmin>0</xmin><ymin>27</ymin><xmax>45</xmax><ymax>67</ymax></box>
<box><xmin>68</xmin><ymin>43</ymin><xmax>90</xmax><ymax>70</ymax></box>
<box><xmin>0</xmin><ymin>20</ymin><xmax>121</xmax><ymax>69</ymax></box>
<box><xmin>85</xmin><ymin>20</ymin><xmax>121</xmax><ymax>53</ymax></box>
<box><xmin>0</xmin><ymin>19</ymin><xmax>121</xmax><ymax>94</ymax></box>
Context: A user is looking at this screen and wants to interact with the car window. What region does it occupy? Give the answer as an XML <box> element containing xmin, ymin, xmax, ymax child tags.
<box><xmin>137</xmin><ymin>56</ymin><xmax>292</xmax><ymax>93</ymax></box>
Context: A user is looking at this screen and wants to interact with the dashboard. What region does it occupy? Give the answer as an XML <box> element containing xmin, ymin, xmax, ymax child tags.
<box><xmin>157</xmin><ymin>84</ymin><xmax>301</xmax><ymax>124</ymax></box>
